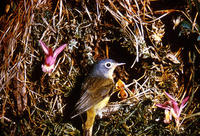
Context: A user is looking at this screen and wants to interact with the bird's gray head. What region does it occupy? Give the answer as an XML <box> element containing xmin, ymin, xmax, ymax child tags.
<box><xmin>89</xmin><ymin>59</ymin><xmax>125</xmax><ymax>79</ymax></box>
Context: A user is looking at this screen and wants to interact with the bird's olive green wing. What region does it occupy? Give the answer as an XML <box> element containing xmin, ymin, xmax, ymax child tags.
<box><xmin>73</xmin><ymin>76</ymin><xmax>114</xmax><ymax>117</ymax></box>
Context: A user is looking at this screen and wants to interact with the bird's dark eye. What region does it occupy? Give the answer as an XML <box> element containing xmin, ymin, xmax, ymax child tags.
<box><xmin>105</xmin><ymin>62</ymin><xmax>112</xmax><ymax>68</ymax></box>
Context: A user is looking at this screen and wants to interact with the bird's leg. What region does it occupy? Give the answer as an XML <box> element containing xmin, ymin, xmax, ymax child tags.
<box><xmin>84</xmin><ymin>107</ymin><xmax>96</xmax><ymax>136</ymax></box>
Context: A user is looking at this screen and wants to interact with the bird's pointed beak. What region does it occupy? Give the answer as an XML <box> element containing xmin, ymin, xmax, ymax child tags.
<box><xmin>116</xmin><ymin>62</ymin><xmax>126</xmax><ymax>66</ymax></box>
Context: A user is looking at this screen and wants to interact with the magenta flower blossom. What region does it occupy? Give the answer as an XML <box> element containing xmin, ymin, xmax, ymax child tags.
<box><xmin>156</xmin><ymin>92</ymin><xmax>189</xmax><ymax>128</ymax></box>
<box><xmin>39</xmin><ymin>40</ymin><xmax>67</xmax><ymax>73</ymax></box>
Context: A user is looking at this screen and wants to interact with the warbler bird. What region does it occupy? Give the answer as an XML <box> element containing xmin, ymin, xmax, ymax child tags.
<box><xmin>71</xmin><ymin>59</ymin><xmax>125</xmax><ymax>136</ymax></box>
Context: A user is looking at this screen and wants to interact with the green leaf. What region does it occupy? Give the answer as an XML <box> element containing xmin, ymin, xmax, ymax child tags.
<box><xmin>180</xmin><ymin>21</ymin><xmax>192</xmax><ymax>30</ymax></box>
<box><xmin>197</xmin><ymin>35</ymin><xmax>200</xmax><ymax>41</ymax></box>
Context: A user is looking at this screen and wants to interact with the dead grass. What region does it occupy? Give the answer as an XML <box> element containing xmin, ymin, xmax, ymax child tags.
<box><xmin>0</xmin><ymin>0</ymin><xmax>200</xmax><ymax>135</ymax></box>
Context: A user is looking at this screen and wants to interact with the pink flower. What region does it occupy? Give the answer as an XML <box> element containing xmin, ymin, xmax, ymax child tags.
<box><xmin>39</xmin><ymin>40</ymin><xmax>67</xmax><ymax>73</ymax></box>
<box><xmin>156</xmin><ymin>92</ymin><xmax>189</xmax><ymax>128</ymax></box>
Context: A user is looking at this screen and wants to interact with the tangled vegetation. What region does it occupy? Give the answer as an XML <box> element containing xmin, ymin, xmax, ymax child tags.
<box><xmin>0</xmin><ymin>0</ymin><xmax>200</xmax><ymax>135</ymax></box>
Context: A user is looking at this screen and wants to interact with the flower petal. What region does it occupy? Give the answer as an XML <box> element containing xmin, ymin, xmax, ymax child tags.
<box><xmin>180</xmin><ymin>96</ymin><xmax>189</xmax><ymax>108</ymax></box>
<box><xmin>178</xmin><ymin>96</ymin><xmax>189</xmax><ymax>117</ymax></box>
<box><xmin>45</xmin><ymin>55</ymin><xmax>56</xmax><ymax>66</ymax></box>
<box><xmin>53</xmin><ymin>44</ymin><xmax>67</xmax><ymax>58</ymax></box>
<box><xmin>164</xmin><ymin>92</ymin><xmax>176</xmax><ymax>102</ymax></box>
<box><xmin>156</xmin><ymin>103</ymin><xmax>170</xmax><ymax>110</ymax></box>
<box><xmin>171</xmin><ymin>108</ymin><xmax>178</xmax><ymax>120</ymax></box>
<box><xmin>42</xmin><ymin>64</ymin><xmax>54</xmax><ymax>73</ymax></box>
<box><xmin>39</xmin><ymin>40</ymin><xmax>49</xmax><ymax>55</ymax></box>
<box><xmin>164</xmin><ymin>109</ymin><xmax>172</xmax><ymax>123</ymax></box>
<box><xmin>172</xmin><ymin>101</ymin><xmax>180</xmax><ymax>116</ymax></box>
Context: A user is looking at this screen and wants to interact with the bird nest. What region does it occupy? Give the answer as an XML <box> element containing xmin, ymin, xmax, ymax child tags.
<box><xmin>0</xmin><ymin>0</ymin><xmax>200</xmax><ymax>135</ymax></box>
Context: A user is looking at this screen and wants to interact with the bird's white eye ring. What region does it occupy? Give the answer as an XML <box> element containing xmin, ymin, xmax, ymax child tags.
<box><xmin>105</xmin><ymin>62</ymin><xmax>112</xmax><ymax>68</ymax></box>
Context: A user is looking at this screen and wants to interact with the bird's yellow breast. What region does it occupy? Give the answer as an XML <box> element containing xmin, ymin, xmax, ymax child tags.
<box><xmin>93</xmin><ymin>96</ymin><xmax>110</xmax><ymax>111</ymax></box>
